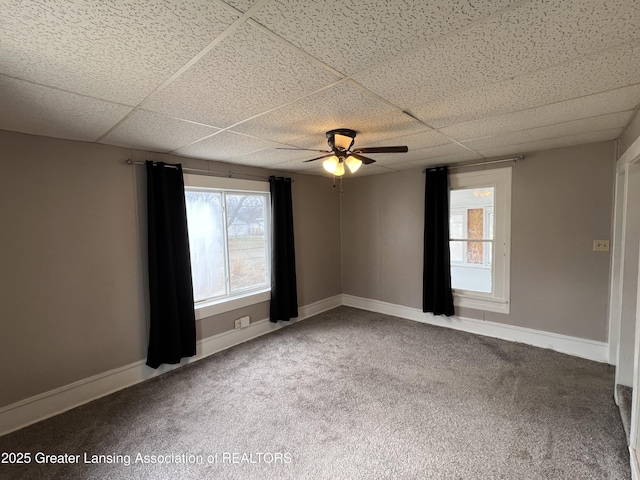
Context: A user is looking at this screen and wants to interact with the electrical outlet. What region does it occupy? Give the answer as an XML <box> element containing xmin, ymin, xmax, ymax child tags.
<box><xmin>593</xmin><ymin>240</ymin><xmax>610</xmax><ymax>252</ymax></box>
<box><xmin>234</xmin><ymin>316</ymin><xmax>250</xmax><ymax>329</ymax></box>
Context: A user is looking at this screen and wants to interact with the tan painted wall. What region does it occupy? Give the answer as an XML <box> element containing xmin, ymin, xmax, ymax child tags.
<box><xmin>341</xmin><ymin>141</ymin><xmax>615</xmax><ymax>342</ymax></box>
<box><xmin>0</xmin><ymin>130</ymin><xmax>341</xmax><ymax>408</ymax></box>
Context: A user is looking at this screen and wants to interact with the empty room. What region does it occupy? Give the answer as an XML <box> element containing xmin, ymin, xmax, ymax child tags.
<box><xmin>1</xmin><ymin>1</ymin><xmax>640</xmax><ymax>478</ymax></box>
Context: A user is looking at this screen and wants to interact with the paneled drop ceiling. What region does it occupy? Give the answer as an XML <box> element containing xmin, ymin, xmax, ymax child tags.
<box><xmin>1</xmin><ymin>0</ymin><xmax>639</xmax><ymax>175</ymax></box>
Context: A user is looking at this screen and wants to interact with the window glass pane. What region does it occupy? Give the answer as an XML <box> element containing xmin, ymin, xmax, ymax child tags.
<box><xmin>185</xmin><ymin>190</ymin><xmax>226</xmax><ymax>302</ymax></box>
<box><xmin>450</xmin><ymin>186</ymin><xmax>495</xmax><ymax>294</ymax></box>
<box><xmin>226</xmin><ymin>194</ymin><xmax>268</xmax><ymax>293</ymax></box>
<box><xmin>450</xmin><ymin>240</ymin><xmax>464</xmax><ymax>263</ymax></box>
<box><xmin>451</xmin><ymin>242</ymin><xmax>492</xmax><ymax>293</ymax></box>
<box><xmin>450</xmin><ymin>213</ymin><xmax>463</xmax><ymax>239</ymax></box>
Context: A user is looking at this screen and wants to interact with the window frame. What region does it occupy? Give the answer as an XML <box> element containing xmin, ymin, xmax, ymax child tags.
<box><xmin>449</xmin><ymin>168</ymin><xmax>512</xmax><ymax>314</ymax></box>
<box><xmin>183</xmin><ymin>174</ymin><xmax>271</xmax><ymax>319</ymax></box>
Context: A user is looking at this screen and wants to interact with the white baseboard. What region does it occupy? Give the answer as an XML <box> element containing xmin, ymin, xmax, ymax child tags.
<box><xmin>342</xmin><ymin>294</ymin><xmax>609</xmax><ymax>363</ymax></box>
<box><xmin>0</xmin><ymin>293</ymin><xmax>607</xmax><ymax>436</ymax></box>
<box><xmin>0</xmin><ymin>295</ymin><xmax>342</xmax><ymax>437</ymax></box>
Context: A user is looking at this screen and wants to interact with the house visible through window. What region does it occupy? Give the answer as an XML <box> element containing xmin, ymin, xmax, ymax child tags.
<box><xmin>450</xmin><ymin>187</ymin><xmax>494</xmax><ymax>293</ymax></box>
<box><xmin>449</xmin><ymin>168</ymin><xmax>511</xmax><ymax>314</ymax></box>
<box><xmin>183</xmin><ymin>174</ymin><xmax>271</xmax><ymax>318</ymax></box>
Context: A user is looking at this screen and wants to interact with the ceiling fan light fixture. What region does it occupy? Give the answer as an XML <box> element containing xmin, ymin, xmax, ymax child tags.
<box><xmin>333</xmin><ymin>161</ymin><xmax>345</xmax><ymax>177</ymax></box>
<box><xmin>346</xmin><ymin>156</ymin><xmax>362</xmax><ymax>173</ymax></box>
<box><xmin>323</xmin><ymin>156</ymin><xmax>339</xmax><ymax>173</ymax></box>
<box><xmin>334</xmin><ymin>133</ymin><xmax>353</xmax><ymax>151</ymax></box>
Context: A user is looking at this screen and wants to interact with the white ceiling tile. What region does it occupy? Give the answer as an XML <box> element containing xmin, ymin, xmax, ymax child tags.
<box><xmin>462</xmin><ymin>111</ymin><xmax>633</xmax><ymax>150</ymax></box>
<box><xmin>231</xmin><ymin>81</ymin><xmax>399</xmax><ymax>143</ymax></box>
<box><xmin>353</xmin><ymin>0</ymin><xmax>640</xmax><ymax>108</ymax></box>
<box><xmin>100</xmin><ymin>110</ymin><xmax>220</xmax><ymax>152</ymax></box>
<box><xmin>0</xmin><ymin>1</ymin><xmax>240</xmax><ymax>105</ymax></box>
<box><xmin>252</xmin><ymin>0</ymin><xmax>521</xmax><ymax>75</ymax></box>
<box><xmin>371</xmin><ymin>142</ymin><xmax>473</xmax><ymax>167</ymax></box>
<box><xmin>349</xmin><ymin>111</ymin><xmax>433</xmax><ymax>146</ymax></box>
<box><xmin>475</xmin><ymin>128</ymin><xmax>624</xmax><ymax>158</ymax></box>
<box><xmin>233</xmin><ymin>81</ymin><xmax>433</xmax><ymax>146</ymax></box>
<box><xmin>224</xmin><ymin>0</ymin><xmax>260</xmax><ymax>13</ymax></box>
<box><xmin>174</xmin><ymin>131</ymin><xmax>283</xmax><ymax>160</ymax></box>
<box><xmin>0</xmin><ymin>75</ymin><xmax>132</xmax><ymax>141</ymax></box>
<box><xmin>143</xmin><ymin>24</ymin><xmax>341</xmax><ymax>128</ymax></box>
<box><xmin>441</xmin><ymin>84</ymin><xmax>640</xmax><ymax>141</ymax></box>
<box><xmin>411</xmin><ymin>43</ymin><xmax>640</xmax><ymax>128</ymax></box>
<box><xmin>365</xmin><ymin>129</ymin><xmax>452</xmax><ymax>152</ymax></box>
<box><xmin>230</xmin><ymin>146</ymin><xmax>325</xmax><ymax>168</ymax></box>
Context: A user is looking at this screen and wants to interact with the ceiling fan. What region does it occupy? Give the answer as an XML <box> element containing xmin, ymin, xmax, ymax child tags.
<box><xmin>278</xmin><ymin>129</ymin><xmax>408</xmax><ymax>176</ymax></box>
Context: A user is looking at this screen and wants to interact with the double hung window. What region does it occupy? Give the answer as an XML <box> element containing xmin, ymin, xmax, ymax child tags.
<box><xmin>183</xmin><ymin>174</ymin><xmax>271</xmax><ymax>317</ymax></box>
<box><xmin>449</xmin><ymin>168</ymin><xmax>511</xmax><ymax>314</ymax></box>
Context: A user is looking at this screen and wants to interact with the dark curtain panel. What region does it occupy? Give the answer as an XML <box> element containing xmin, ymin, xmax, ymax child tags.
<box><xmin>269</xmin><ymin>176</ymin><xmax>298</xmax><ymax>323</ymax></box>
<box><xmin>423</xmin><ymin>166</ymin><xmax>455</xmax><ymax>316</ymax></box>
<box><xmin>145</xmin><ymin>161</ymin><xmax>197</xmax><ymax>368</ymax></box>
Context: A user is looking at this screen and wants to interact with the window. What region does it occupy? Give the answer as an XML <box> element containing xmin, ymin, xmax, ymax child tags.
<box><xmin>449</xmin><ymin>168</ymin><xmax>511</xmax><ymax>314</ymax></box>
<box><xmin>183</xmin><ymin>174</ymin><xmax>271</xmax><ymax>318</ymax></box>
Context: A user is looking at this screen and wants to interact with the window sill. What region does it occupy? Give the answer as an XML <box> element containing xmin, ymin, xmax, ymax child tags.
<box><xmin>453</xmin><ymin>293</ymin><xmax>510</xmax><ymax>314</ymax></box>
<box><xmin>194</xmin><ymin>290</ymin><xmax>271</xmax><ymax>320</ymax></box>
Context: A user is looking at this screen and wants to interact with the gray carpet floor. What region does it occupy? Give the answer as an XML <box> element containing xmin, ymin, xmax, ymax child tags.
<box><xmin>0</xmin><ymin>307</ymin><xmax>630</xmax><ymax>479</ymax></box>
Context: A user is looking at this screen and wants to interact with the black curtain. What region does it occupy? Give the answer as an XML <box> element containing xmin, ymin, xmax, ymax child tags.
<box><xmin>269</xmin><ymin>176</ymin><xmax>298</xmax><ymax>323</ymax></box>
<box><xmin>145</xmin><ymin>161</ymin><xmax>197</xmax><ymax>368</ymax></box>
<box><xmin>423</xmin><ymin>166</ymin><xmax>455</xmax><ymax>316</ymax></box>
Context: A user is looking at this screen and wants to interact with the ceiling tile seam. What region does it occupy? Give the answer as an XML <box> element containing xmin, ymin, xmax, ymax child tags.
<box><xmin>472</xmin><ymin>126</ymin><xmax>624</xmax><ymax>152</ymax></box>
<box><xmin>395</xmin><ymin>39</ymin><xmax>640</xmax><ymax>123</ymax></box>
<box><xmin>417</xmin><ymin>123</ymin><xmax>485</xmax><ymax>159</ymax></box>
<box><xmin>0</xmin><ymin>72</ymin><xmax>136</xmax><ymax>109</ymax></box>
<box><xmin>398</xmin><ymin>138</ymin><xmax>480</xmax><ymax>158</ymax></box>
<box><xmin>452</xmin><ymin>109</ymin><xmax>637</xmax><ymax>143</ymax></box>
<box><xmin>620</xmin><ymin>101</ymin><xmax>640</xmax><ymax>134</ymax></box>
<box><xmin>133</xmin><ymin>110</ymin><xmax>225</xmax><ymax>130</ymax></box>
<box><xmin>246</xmin><ymin>19</ymin><xmax>347</xmax><ymax>79</ymax></box>
<box><xmin>436</xmin><ymin>82</ymin><xmax>640</xmax><ymax>131</ymax></box>
<box><xmin>94</xmin><ymin>0</ymin><xmax>272</xmax><ymax>144</ymax></box>
<box><xmin>337</xmin><ymin>0</ymin><xmax>533</xmax><ymax>83</ymax></box>
<box><xmin>166</xmin><ymin>78</ymin><xmax>354</xmax><ymax>154</ymax></box>
<box><xmin>340</xmin><ymin>79</ymin><xmax>436</xmax><ymax>129</ymax></box>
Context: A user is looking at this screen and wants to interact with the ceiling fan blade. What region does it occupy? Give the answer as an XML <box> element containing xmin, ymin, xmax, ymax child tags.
<box><xmin>277</xmin><ymin>147</ymin><xmax>331</xmax><ymax>153</ymax></box>
<box><xmin>353</xmin><ymin>146</ymin><xmax>408</xmax><ymax>154</ymax></box>
<box><xmin>350</xmin><ymin>153</ymin><xmax>376</xmax><ymax>165</ymax></box>
<box><xmin>303</xmin><ymin>153</ymin><xmax>335</xmax><ymax>163</ymax></box>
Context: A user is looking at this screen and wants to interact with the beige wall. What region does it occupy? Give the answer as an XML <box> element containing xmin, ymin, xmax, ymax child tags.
<box><xmin>0</xmin><ymin>130</ymin><xmax>341</xmax><ymax>408</ymax></box>
<box><xmin>341</xmin><ymin>141</ymin><xmax>615</xmax><ymax>342</ymax></box>
<box><xmin>618</xmin><ymin>109</ymin><xmax>640</xmax><ymax>159</ymax></box>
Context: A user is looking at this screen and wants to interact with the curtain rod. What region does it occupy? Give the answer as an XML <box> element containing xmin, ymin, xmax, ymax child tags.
<box><xmin>126</xmin><ymin>159</ymin><xmax>274</xmax><ymax>181</ymax></box>
<box><xmin>422</xmin><ymin>155</ymin><xmax>524</xmax><ymax>173</ymax></box>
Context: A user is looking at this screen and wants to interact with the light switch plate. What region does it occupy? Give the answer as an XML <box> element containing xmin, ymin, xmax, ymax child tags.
<box><xmin>593</xmin><ymin>240</ymin><xmax>610</xmax><ymax>252</ymax></box>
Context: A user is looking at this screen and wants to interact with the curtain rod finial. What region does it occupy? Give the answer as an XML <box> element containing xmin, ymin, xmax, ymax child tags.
<box><xmin>125</xmin><ymin>159</ymin><xmax>133</xmax><ymax>165</ymax></box>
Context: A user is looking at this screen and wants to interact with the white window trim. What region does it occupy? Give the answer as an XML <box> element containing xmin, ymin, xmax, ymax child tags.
<box><xmin>194</xmin><ymin>290</ymin><xmax>271</xmax><ymax>319</ymax></box>
<box><xmin>183</xmin><ymin>174</ymin><xmax>271</xmax><ymax>320</ymax></box>
<box><xmin>450</xmin><ymin>168</ymin><xmax>512</xmax><ymax>314</ymax></box>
